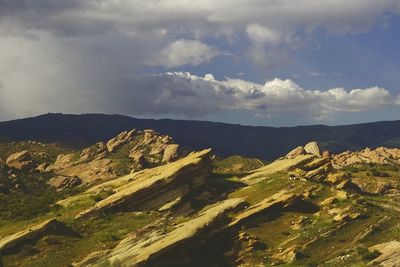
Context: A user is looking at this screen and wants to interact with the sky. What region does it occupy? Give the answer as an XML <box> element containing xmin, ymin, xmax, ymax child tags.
<box><xmin>0</xmin><ymin>0</ymin><xmax>400</xmax><ymax>126</ymax></box>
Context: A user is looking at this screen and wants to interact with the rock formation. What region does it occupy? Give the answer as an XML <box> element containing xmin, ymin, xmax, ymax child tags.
<box><xmin>285</xmin><ymin>141</ymin><xmax>322</xmax><ymax>159</ymax></box>
<box><xmin>368</xmin><ymin>241</ymin><xmax>400</xmax><ymax>266</ymax></box>
<box><xmin>5</xmin><ymin>150</ymin><xmax>35</xmax><ymax>170</ymax></box>
<box><xmin>106</xmin><ymin>130</ymin><xmax>136</xmax><ymax>152</ymax></box>
<box><xmin>332</xmin><ymin>147</ymin><xmax>400</xmax><ymax>167</ymax></box>
<box><xmin>75</xmin><ymin>198</ymin><xmax>244</xmax><ymax>267</ymax></box>
<box><xmin>0</xmin><ymin>219</ymin><xmax>68</xmax><ymax>253</ymax></box>
<box><xmin>60</xmin><ymin>149</ymin><xmax>212</xmax><ymax>218</ymax></box>
<box><xmin>46</xmin><ymin>129</ymin><xmax>181</xmax><ymax>185</ymax></box>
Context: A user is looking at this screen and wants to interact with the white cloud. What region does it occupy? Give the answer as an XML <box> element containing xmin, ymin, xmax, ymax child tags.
<box><xmin>246</xmin><ymin>24</ymin><xmax>289</xmax><ymax>45</ymax></box>
<box><xmin>147</xmin><ymin>39</ymin><xmax>220</xmax><ymax>67</ymax></box>
<box><xmin>120</xmin><ymin>73</ymin><xmax>397</xmax><ymax>120</ymax></box>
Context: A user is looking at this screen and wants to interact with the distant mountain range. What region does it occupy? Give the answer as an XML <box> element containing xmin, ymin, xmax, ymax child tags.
<box><xmin>0</xmin><ymin>113</ymin><xmax>399</xmax><ymax>160</ymax></box>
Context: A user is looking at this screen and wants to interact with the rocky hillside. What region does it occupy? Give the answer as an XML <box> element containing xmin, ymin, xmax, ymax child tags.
<box><xmin>0</xmin><ymin>134</ymin><xmax>400</xmax><ymax>266</ymax></box>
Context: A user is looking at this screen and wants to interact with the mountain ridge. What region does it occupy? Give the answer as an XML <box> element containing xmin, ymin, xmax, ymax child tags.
<box><xmin>0</xmin><ymin>113</ymin><xmax>399</xmax><ymax>160</ymax></box>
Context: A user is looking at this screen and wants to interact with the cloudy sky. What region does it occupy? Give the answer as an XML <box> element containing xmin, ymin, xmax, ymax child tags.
<box><xmin>1</xmin><ymin>0</ymin><xmax>400</xmax><ymax>126</ymax></box>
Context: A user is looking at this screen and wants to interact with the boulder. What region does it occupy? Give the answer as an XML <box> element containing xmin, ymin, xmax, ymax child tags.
<box><xmin>304</xmin><ymin>141</ymin><xmax>321</xmax><ymax>157</ymax></box>
<box><xmin>322</xmin><ymin>150</ymin><xmax>330</xmax><ymax>158</ymax></box>
<box><xmin>286</xmin><ymin>146</ymin><xmax>304</xmax><ymax>159</ymax></box>
<box><xmin>6</xmin><ymin>150</ymin><xmax>35</xmax><ymax>170</ymax></box>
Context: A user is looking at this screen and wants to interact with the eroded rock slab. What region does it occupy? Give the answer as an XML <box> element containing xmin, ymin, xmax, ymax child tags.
<box><xmin>368</xmin><ymin>241</ymin><xmax>400</xmax><ymax>266</ymax></box>
<box><xmin>65</xmin><ymin>149</ymin><xmax>212</xmax><ymax>218</ymax></box>
<box><xmin>229</xmin><ymin>190</ymin><xmax>302</xmax><ymax>227</ymax></box>
<box><xmin>0</xmin><ymin>219</ymin><xmax>65</xmax><ymax>253</ymax></box>
<box><xmin>5</xmin><ymin>150</ymin><xmax>35</xmax><ymax>170</ymax></box>
<box><xmin>332</xmin><ymin>147</ymin><xmax>400</xmax><ymax>168</ymax></box>
<box><xmin>74</xmin><ymin>198</ymin><xmax>244</xmax><ymax>267</ymax></box>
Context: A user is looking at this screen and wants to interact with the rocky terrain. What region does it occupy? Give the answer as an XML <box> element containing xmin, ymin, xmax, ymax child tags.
<box><xmin>0</xmin><ymin>132</ymin><xmax>400</xmax><ymax>266</ymax></box>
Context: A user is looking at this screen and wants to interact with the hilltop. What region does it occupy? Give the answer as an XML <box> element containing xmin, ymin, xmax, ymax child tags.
<box><xmin>0</xmin><ymin>113</ymin><xmax>400</xmax><ymax>160</ymax></box>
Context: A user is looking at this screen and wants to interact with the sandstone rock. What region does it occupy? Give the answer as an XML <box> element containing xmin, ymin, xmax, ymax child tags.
<box><xmin>129</xmin><ymin>150</ymin><xmax>143</xmax><ymax>161</ymax></box>
<box><xmin>74</xmin><ymin>198</ymin><xmax>244</xmax><ymax>267</ymax></box>
<box><xmin>286</xmin><ymin>146</ymin><xmax>305</xmax><ymax>159</ymax></box>
<box><xmin>35</xmin><ymin>162</ymin><xmax>49</xmax><ymax>172</ymax></box>
<box><xmin>368</xmin><ymin>241</ymin><xmax>400</xmax><ymax>266</ymax></box>
<box><xmin>332</xmin><ymin>147</ymin><xmax>400</xmax><ymax>168</ymax></box>
<box><xmin>106</xmin><ymin>130</ymin><xmax>136</xmax><ymax>152</ymax></box>
<box><xmin>6</xmin><ymin>150</ymin><xmax>35</xmax><ymax>170</ymax></box>
<box><xmin>162</xmin><ymin>144</ymin><xmax>179</xmax><ymax>163</ymax></box>
<box><xmin>352</xmin><ymin>177</ymin><xmax>397</xmax><ymax>195</ymax></box>
<box><xmin>49</xmin><ymin>175</ymin><xmax>82</xmax><ymax>190</ymax></box>
<box><xmin>80</xmin><ymin>142</ymin><xmax>108</xmax><ymax>161</ymax></box>
<box><xmin>322</xmin><ymin>150</ymin><xmax>330</xmax><ymax>158</ymax></box>
<box><xmin>304</xmin><ymin>141</ymin><xmax>321</xmax><ymax>157</ymax></box>
<box><xmin>229</xmin><ymin>190</ymin><xmax>303</xmax><ymax>227</ymax></box>
<box><xmin>68</xmin><ymin>149</ymin><xmax>212</xmax><ymax>218</ymax></box>
<box><xmin>51</xmin><ymin>153</ymin><xmax>76</xmax><ymax>170</ymax></box>
<box><xmin>0</xmin><ymin>219</ymin><xmax>67</xmax><ymax>253</ymax></box>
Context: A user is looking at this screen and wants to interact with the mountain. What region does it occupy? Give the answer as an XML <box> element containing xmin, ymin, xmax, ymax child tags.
<box><xmin>0</xmin><ymin>113</ymin><xmax>400</xmax><ymax>160</ymax></box>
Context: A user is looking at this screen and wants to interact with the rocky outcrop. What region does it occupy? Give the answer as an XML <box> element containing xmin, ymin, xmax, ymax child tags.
<box><xmin>51</xmin><ymin>153</ymin><xmax>76</xmax><ymax>170</ymax></box>
<box><xmin>5</xmin><ymin>150</ymin><xmax>35</xmax><ymax>170</ymax></box>
<box><xmin>242</xmin><ymin>155</ymin><xmax>314</xmax><ymax>184</ymax></box>
<box><xmin>332</xmin><ymin>147</ymin><xmax>400</xmax><ymax>168</ymax></box>
<box><xmin>106</xmin><ymin>130</ymin><xmax>136</xmax><ymax>152</ymax></box>
<box><xmin>49</xmin><ymin>157</ymin><xmax>114</xmax><ymax>184</ymax></box>
<box><xmin>229</xmin><ymin>190</ymin><xmax>303</xmax><ymax>227</ymax></box>
<box><xmin>45</xmin><ymin>129</ymin><xmax>181</xmax><ymax>185</ymax></box>
<box><xmin>351</xmin><ymin>177</ymin><xmax>398</xmax><ymax>195</ymax></box>
<box><xmin>80</xmin><ymin>142</ymin><xmax>108</xmax><ymax>161</ymax></box>
<box><xmin>368</xmin><ymin>241</ymin><xmax>400</xmax><ymax>266</ymax></box>
<box><xmin>74</xmin><ymin>198</ymin><xmax>244</xmax><ymax>267</ymax></box>
<box><xmin>285</xmin><ymin>141</ymin><xmax>322</xmax><ymax>159</ymax></box>
<box><xmin>63</xmin><ymin>149</ymin><xmax>212</xmax><ymax>218</ymax></box>
<box><xmin>0</xmin><ymin>219</ymin><xmax>68</xmax><ymax>253</ymax></box>
<box><xmin>127</xmin><ymin>129</ymin><xmax>180</xmax><ymax>167</ymax></box>
<box><xmin>48</xmin><ymin>175</ymin><xmax>82</xmax><ymax>191</ymax></box>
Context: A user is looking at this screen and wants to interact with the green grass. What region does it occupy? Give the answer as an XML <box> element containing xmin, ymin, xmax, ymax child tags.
<box><xmin>229</xmin><ymin>172</ymin><xmax>308</xmax><ymax>205</ymax></box>
<box><xmin>0</xmin><ymin>141</ymin><xmax>69</xmax><ymax>164</ymax></box>
<box><xmin>212</xmin><ymin>155</ymin><xmax>266</xmax><ymax>175</ymax></box>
